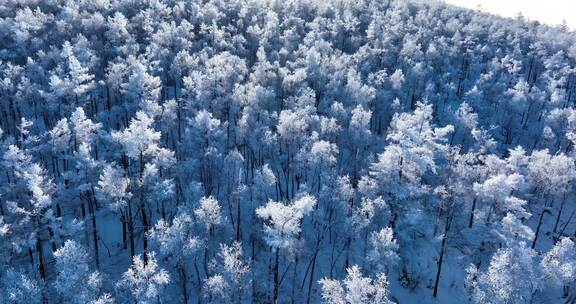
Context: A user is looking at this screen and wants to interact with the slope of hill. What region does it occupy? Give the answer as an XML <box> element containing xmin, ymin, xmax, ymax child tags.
<box><xmin>1</xmin><ymin>0</ymin><xmax>576</xmax><ymax>303</ymax></box>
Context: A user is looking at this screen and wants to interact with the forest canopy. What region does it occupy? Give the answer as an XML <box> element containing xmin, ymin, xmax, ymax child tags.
<box><xmin>1</xmin><ymin>0</ymin><xmax>576</xmax><ymax>303</ymax></box>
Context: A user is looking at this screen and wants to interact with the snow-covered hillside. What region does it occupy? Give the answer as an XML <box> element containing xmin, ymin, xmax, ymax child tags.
<box><xmin>1</xmin><ymin>0</ymin><xmax>576</xmax><ymax>303</ymax></box>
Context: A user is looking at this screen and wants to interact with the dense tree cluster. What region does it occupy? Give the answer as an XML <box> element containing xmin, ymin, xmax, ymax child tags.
<box><xmin>1</xmin><ymin>0</ymin><xmax>576</xmax><ymax>303</ymax></box>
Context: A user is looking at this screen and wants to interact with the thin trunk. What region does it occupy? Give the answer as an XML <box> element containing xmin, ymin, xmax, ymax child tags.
<box><xmin>180</xmin><ymin>266</ymin><xmax>189</xmax><ymax>304</ymax></box>
<box><xmin>141</xmin><ymin>201</ymin><xmax>148</xmax><ymax>265</ymax></box>
<box><xmin>122</xmin><ymin>213</ymin><xmax>127</xmax><ymax>250</ymax></box>
<box><xmin>553</xmin><ymin>196</ymin><xmax>566</xmax><ymax>233</ymax></box>
<box><xmin>532</xmin><ymin>208</ymin><xmax>551</xmax><ymax>249</ymax></box>
<box><xmin>433</xmin><ymin>214</ymin><xmax>452</xmax><ymax>298</ymax></box>
<box><xmin>28</xmin><ymin>248</ymin><xmax>34</xmax><ymax>266</ymax></box>
<box><xmin>236</xmin><ymin>197</ymin><xmax>241</xmax><ymax>242</ymax></box>
<box><xmin>81</xmin><ymin>202</ymin><xmax>86</xmax><ymax>218</ymax></box>
<box><xmin>128</xmin><ymin>202</ymin><xmax>135</xmax><ymax>259</ymax></box>
<box><xmin>468</xmin><ymin>198</ymin><xmax>477</xmax><ymax>228</ymax></box>
<box><xmin>204</xmin><ymin>228</ymin><xmax>212</xmax><ymax>276</ymax></box>
<box><xmin>252</xmin><ymin>237</ymin><xmax>256</xmax><ymax>302</ymax></box>
<box><xmin>176</xmin><ymin>85</ymin><xmax>181</xmax><ymax>144</ymax></box>
<box><xmin>306</xmin><ymin>249</ymin><xmax>319</xmax><ymax>304</ymax></box>
<box><xmin>89</xmin><ymin>195</ymin><xmax>100</xmax><ymax>270</ymax></box>
<box><xmin>559</xmin><ymin>209</ymin><xmax>576</xmax><ymax>237</ymax></box>
<box><xmin>194</xmin><ymin>257</ymin><xmax>202</xmax><ymax>304</ymax></box>
<box><xmin>274</xmin><ymin>248</ymin><xmax>280</xmax><ymax>303</ymax></box>
<box><xmin>291</xmin><ymin>257</ymin><xmax>298</xmax><ymax>304</ymax></box>
<box><xmin>450</xmin><ymin>128</ymin><xmax>457</xmax><ymax>145</ymax></box>
<box><xmin>344</xmin><ymin>236</ymin><xmax>351</xmax><ymax>271</ymax></box>
<box><xmin>47</xmin><ymin>227</ymin><xmax>57</xmax><ymax>252</ymax></box>
<box><xmin>140</xmin><ymin>151</ymin><xmax>149</xmax><ymax>265</ymax></box>
<box><xmin>37</xmin><ymin>236</ymin><xmax>46</xmax><ymax>279</ymax></box>
<box><xmin>204</xmin><ymin>246</ymin><xmax>209</xmax><ymax>276</ymax></box>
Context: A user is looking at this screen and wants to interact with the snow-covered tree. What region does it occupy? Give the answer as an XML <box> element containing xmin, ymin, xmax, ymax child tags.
<box><xmin>195</xmin><ymin>196</ymin><xmax>222</xmax><ymax>233</ymax></box>
<box><xmin>0</xmin><ymin>268</ymin><xmax>42</xmax><ymax>304</ymax></box>
<box><xmin>117</xmin><ymin>252</ymin><xmax>170</xmax><ymax>304</ymax></box>
<box><xmin>70</xmin><ymin>107</ymin><xmax>102</xmax><ymax>146</ymax></box>
<box><xmin>112</xmin><ymin>111</ymin><xmax>161</xmax><ymax>162</ymax></box>
<box><xmin>370</xmin><ymin>101</ymin><xmax>453</xmax><ymax>201</ymax></box>
<box><xmin>1</xmin><ymin>1</ymin><xmax>576</xmax><ymax>303</ymax></box>
<box><xmin>148</xmin><ymin>211</ymin><xmax>200</xmax><ymax>304</ymax></box>
<box><xmin>204</xmin><ymin>241</ymin><xmax>250</xmax><ymax>303</ymax></box>
<box><xmin>466</xmin><ymin>244</ymin><xmax>539</xmax><ymax>304</ymax></box>
<box><xmin>2</xmin><ymin>145</ymin><xmax>57</xmax><ymax>278</ymax></box>
<box><xmin>256</xmin><ymin>194</ymin><xmax>316</xmax><ymax>302</ymax></box>
<box><xmin>54</xmin><ymin>240</ymin><xmax>106</xmax><ymax>304</ymax></box>
<box><xmin>319</xmin><ymin>266</ymin><xmax>395</xmax><ymax>304</ymax></box>
<box><xmin>122</xmin><ymin>56</ymin><xmax>162</xmax><ymax>103</ymax></box>
<box><xmin>256</xmin><ymin>194</ymin><xmax>316</xmax><ymax>250</ymax></box>
<box><xmin>367</xmin><ymin>227</ymin><xmax>399</xmax><ymax>274</ymax></box>
<box><xmin>541</xmin><ymin>237</ymin><xmax>576</xmax><ymax>288</ymax></box>
<box><xmin>97</xmin><ymin>164</ymin><xmax>131</xmax><ymax>210</ymax></box>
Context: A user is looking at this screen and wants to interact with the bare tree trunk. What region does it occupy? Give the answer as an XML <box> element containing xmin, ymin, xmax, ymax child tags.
<box><xmin>204</xmin><ymin>246</ymin><xmax>209</xmax><ymax>277</ymax></box>
<box><xmin>140</xmin><ymin>151</ymin><xmax>149</xmax><ymax>265</ymax></box>
<box><xmin>47</xmin><ymin>226</ymin><xmax>57</xmax><ymax>252</ymax></box>
<box><xmin>122</xmin><ymin>213</ymin><xmax>127</xmax><ymax>250</ymax></box>
<box><xmin>194</xmin><ymin>257</ymin><xmax>202</xmax><ymax>304</ymax></box>
<box><xmin>553</xmin><ymin>196</ymin><xmax>566</xmax><ymax>233</ymax></box>
<box><xmin>89</xmin><ymin>193</ymin><xmax>100</xmax><ymax>269</ymax></box>
<box><xmin>274</xmin><ymin>248</ymin><xmax>280</xmax><ymax>303</ymax></box>
<box><xmin>141</xmin><ymin>200</ymin><xmax>149</xmax><ymax>265</ymax></box>
<box><xmin>36</xmin><ymin>235</ymin><xmax>46</xmax><ymax>279</ymax></box>
<box><xmin>180</xmin><ymin>266</ymin><xmax>189</xmax><ymax>304</ymax></box>
<box><xmin>236</xmin><ymin>193</ymin><xmax>241</xmax><ymax>242</ymax></box>
<box><xmin>291</xmin><ymin>257</ymin><xmax>298</xmax><ymax>304</ymax></box>
<box><xmin>306</xmin><ymin>247</ymin><xmax>319</xmax><ymax>304</ymax></box>
<box><xmin>128</xmin><ymin>202</ymin><xmax>135</xmax><ymax>260</ymax></box>
<box><xmin>433</xmin><ymin>214</ymin><xmax>452</xmax><ymax>298</ymax></box>
<box><xmin>532</xmin><ymin>208</ymin><xmax>551</xmax><ymax>249</ymax></box>
<box><xmin>251</xmin><ymin>237</ymin><xmax>256</xmax><ymax>302</ymax></box>
<box><xmin>559</xmin><ymin>209</ymin><xmax>576</xmax><ymax>238</ymax></box>
<box><xmin>468</xmin><ymin>198</ymin><xmax>476</xmax><ymax>228</ymax></box>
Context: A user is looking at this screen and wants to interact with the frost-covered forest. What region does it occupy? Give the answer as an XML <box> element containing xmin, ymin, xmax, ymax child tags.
<box><xmin>1</xmin><ymin>0</ymin><xmax>576</xmax><ymax>303</ymax></box>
